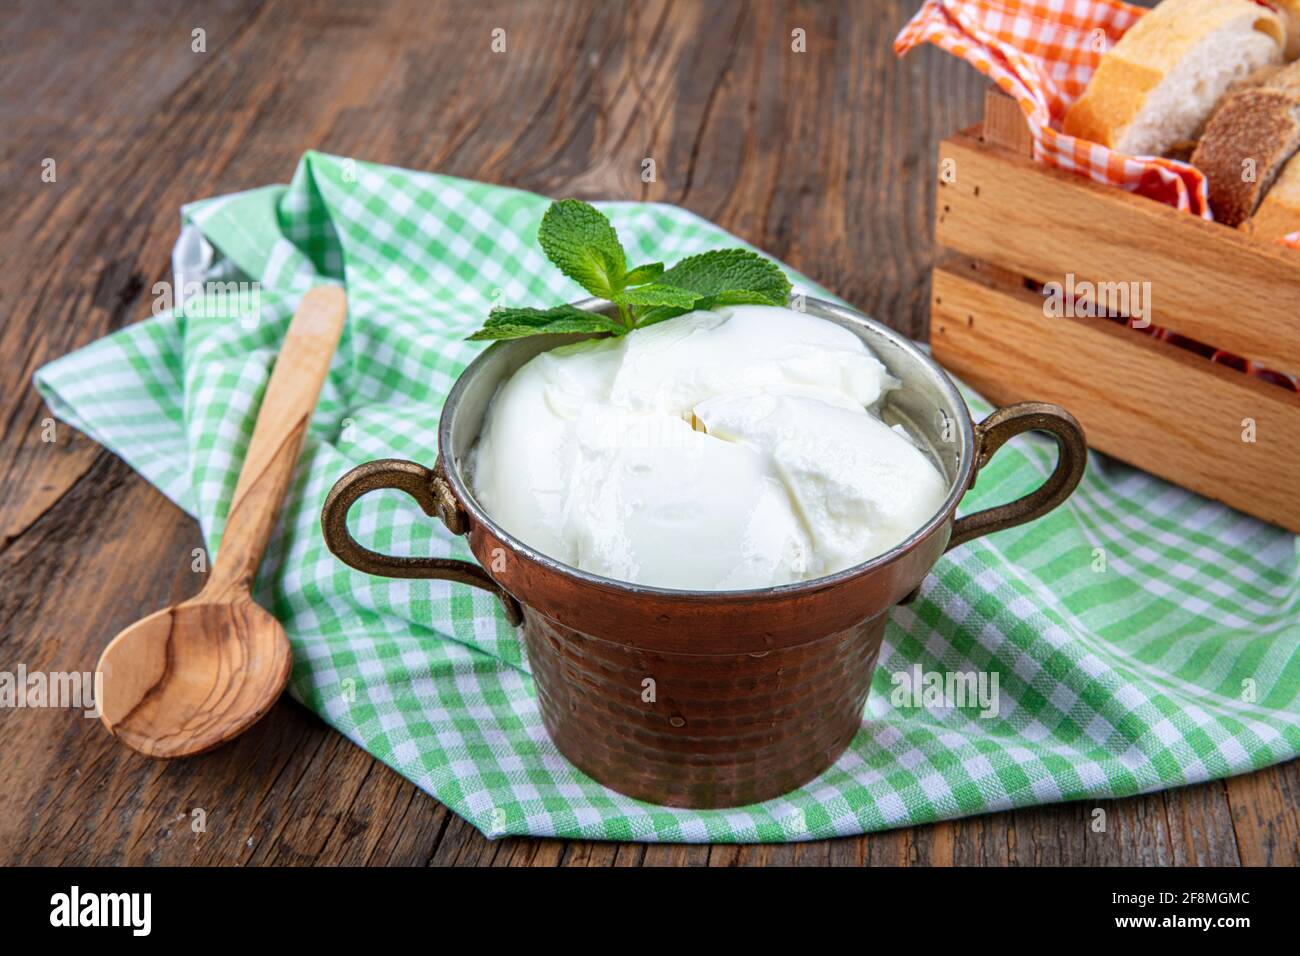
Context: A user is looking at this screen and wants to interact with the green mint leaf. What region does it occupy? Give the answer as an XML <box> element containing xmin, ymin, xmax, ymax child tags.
<box><xmin>466</xmin><ymin>305</ymin><xmax>625</xmax><ymax>341</ymax></box>
<box><xmin>537</xmin><ymin>199</ymin><xmax>627</xmax><ymax>298</ymax></box>
<box><xmin>620</xmin><ymin>283</ymin><xmax>700</xmax><ymax>310</ymax></box>
<box><xmin>656</xmin><ymin>248</ymin><xmax>790</xmax><ymax>309</ymax></box>
<box><xmin>466</xmin><ymin>203</ymin><xmax>793</xmax><ymax>341</ymax></box>
<box><xmin>622</xmin><ymin>262</ymin><xmax>665</xmax><ymax>286</ymax></box>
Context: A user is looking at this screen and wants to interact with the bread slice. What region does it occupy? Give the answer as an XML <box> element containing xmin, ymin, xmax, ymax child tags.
<box><xmin>1232</xmin><ymin>58</ymin><xmax>1300</xmax><ymax>96</ymax></box>
<box><xmin>1063</xmin><ymin>0</ymin><xmax>1285</xmax><ymax>157</ymax></box>
<box><xmin>1244</xmin><ymin>152</ymin><xmax>1300</xmax><ymax>237</ymax></box>
<box><xmin>1190</xmin><ymin>88</ymin><xmax>1300</xmax><ymax>226</ymax></box>
<box><xmin>1189</xmin><ymin>60</ymin><xmax>1300</xmax><ymax>157</ymax></box>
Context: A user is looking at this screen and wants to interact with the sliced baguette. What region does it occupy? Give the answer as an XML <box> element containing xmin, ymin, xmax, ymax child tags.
<box><xmin>1063</xmin><ymin>0</ymin><xmax>1285</xmax><ymax>157</ymax></box>
<box><xmin>1190</xmin><ymin>87</ymin><xmax>1300</xmax><ymax>226</ymax></box>
<box><xmin>1232</xmin><ymin>57</ymin><xmax>1300</xmax><ymax>94</ymax></box>
<box><xmin>1243</xmin><ymin>151</ymin><xmax>1300</xmax><ymax>237</ymax></box>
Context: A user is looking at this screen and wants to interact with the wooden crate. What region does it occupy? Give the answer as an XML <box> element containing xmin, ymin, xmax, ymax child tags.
<box><xmin>931</xmin><ymin>89</ymin><xmax>1300</xmax><ymax>533</ymax></box>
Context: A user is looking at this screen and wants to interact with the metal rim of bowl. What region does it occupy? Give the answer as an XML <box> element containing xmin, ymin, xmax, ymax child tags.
<box><xmin>437</xmin><ymin>295</ymin><xmax>977</xmax><ymax>599</ymax></box>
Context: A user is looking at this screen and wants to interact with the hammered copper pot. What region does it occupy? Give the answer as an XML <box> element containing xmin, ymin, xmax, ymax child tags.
<box><xmin>321</xmin><ymin>297</ymin><xmax>1086</xmax><ymax>809</ymax></box>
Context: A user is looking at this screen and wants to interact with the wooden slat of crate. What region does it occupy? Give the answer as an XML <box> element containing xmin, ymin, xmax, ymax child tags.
<box><xmin>935</xmin><ymin>133</ymin><xmax>1300</xmax><ymax>374</ymax></box>
<box><xmin>931</xmin><ymin>265</ymin><xmax>1300</xmax><ymax>533</ymax></box>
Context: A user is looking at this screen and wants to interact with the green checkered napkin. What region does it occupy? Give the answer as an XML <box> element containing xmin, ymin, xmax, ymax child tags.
<box><xmin>36</xmin><ymin>152</ymin><xmax>1300</xmax><ymax>843</ymax></box>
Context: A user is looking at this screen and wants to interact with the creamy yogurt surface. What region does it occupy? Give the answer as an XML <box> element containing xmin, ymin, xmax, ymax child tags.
<box><xmin>470</xmin><ymin>305</ymin><xmax>948</xmax><ymax>590</ymax></box>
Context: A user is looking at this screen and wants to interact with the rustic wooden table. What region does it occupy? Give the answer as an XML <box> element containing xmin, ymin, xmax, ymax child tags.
<box><xmin>3</xmin><ymin>0</ymin><xmax>1295</xmax><ymax>866</ymax></box>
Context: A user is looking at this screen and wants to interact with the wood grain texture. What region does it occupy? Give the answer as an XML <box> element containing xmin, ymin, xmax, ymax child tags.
<box><xmin>96</xmin><ymin>286</ymin><xmax>344</xmax><ymax>756</ymax></box>
<box><xmin>936</xmin><ymin>132</ymin><xmax>1300</xmax><ymax>373</ymax></box>
<box><xmin>931</xmin><ymin>265</ymin><xmax>1300</xmax><ymax>531</ymax></box>
<box><xmin>979</xmin><ymin>87</ymin><xmax>1033</xmax><ymax>157</ymax></box>
<box><xmin>208</xmin><ymin>286</ymin><xmax>346</xmax><ymax>593</ymax></box>
<box><xmin>3</xmin><ymin>0</ymin><xmax>1295</xmax><ymax>866</ymax></box>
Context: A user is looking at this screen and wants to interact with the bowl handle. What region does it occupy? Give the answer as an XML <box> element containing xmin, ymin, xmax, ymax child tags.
<box><xmin>320</xmin><ymin>458</ymin><xmax>523</xmax><ymax>626</ymax></box>
<box><xmin>947</xmin><ymin>402</ymin><xmax>1087</xmax><ymax>552</ymax></box>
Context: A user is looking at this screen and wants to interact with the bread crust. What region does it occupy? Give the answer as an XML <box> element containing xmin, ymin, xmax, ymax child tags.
<box><xmin>1244</xmin><ymin>152</ymin><xmax>1300</xmax><ymax>237</ymax></box>
<box><xmin>1063</xmin><ymin>0</ymin><xmax>1285</xmax><ymax>150</ymax></box>
<box><xmin>1191</xmin><ymin>88</ymin><xmax>1300</xmax><ymax>226</ymax></box>
<box><xmin>1273</xmin><ymin>0</ymin><xmax>1300</xmax><ymax>59</ymax></box>
<box><xmin>1234</xmin><ymin>58</ymin><xmax>1300</xmax><ymax>95</ymax></box>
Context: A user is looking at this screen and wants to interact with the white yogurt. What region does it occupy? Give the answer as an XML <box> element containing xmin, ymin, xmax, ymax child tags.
<box><xmin>470</xmin><ymin>305</ymin><xmax>948</xmax><ymax>590</ymax></box>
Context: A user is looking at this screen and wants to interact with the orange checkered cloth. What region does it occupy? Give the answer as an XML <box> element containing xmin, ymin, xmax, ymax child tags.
<box><xmin>895</xmin><ymin>0</ymin><xmax>1300</xmax><ymax>251</ymax></box>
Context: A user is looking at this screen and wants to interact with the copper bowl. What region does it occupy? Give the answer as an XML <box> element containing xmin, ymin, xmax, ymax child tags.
<box><xmin>321</xmin><ymin>297</ymin><xmax>1085</xmax><ymax>808</ymax></box>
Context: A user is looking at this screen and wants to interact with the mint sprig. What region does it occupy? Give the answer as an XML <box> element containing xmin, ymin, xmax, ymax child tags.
<box><xmin>467</xmin><ymin>199</ymin><xmax>791</xmax><ymax>341</ymax></box>
<box><xmin>466</xmin><ymin>304</ymin><xmax>625</xmax><ymax>342</ymax></box>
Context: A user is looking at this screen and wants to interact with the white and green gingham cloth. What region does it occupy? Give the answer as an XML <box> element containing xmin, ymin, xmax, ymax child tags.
<box><xmin>35</xmin><ymin>153</ymin><xmax>1300</xmax><ymax>843</ymax></box>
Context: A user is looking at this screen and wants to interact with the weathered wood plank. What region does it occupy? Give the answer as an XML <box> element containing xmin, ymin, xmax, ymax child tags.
<box><xmin>935</xmin><ymin>132</ymin><xmax>1300</xmax><ymax>372</ymax></box>
<box><xmin>1224</xmin><ymin>759</ymin><xmax>1300</xmax><ymax>866</ymax></box>
<box><xmin>1</xmin><ymin>0</ymin><xmax>1290</xmax><ymax>868</ymax></box>
<box><xmin>931</xmin><ymin>266</ymin><xmax>1300</xmax><ymax>532</ymax></box>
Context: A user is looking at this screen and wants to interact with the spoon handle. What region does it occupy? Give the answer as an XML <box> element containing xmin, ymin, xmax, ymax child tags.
<box><xmin>204</xmin><ymin>286</ymin><xmax>347</xmax><ymax>597</ymax></box>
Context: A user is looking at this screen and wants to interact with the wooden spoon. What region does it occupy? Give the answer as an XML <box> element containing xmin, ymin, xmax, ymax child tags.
<box><xmin>97</xmin><ymin>286</ymin><xmax>347</xmax><ymax>758</ymax></box>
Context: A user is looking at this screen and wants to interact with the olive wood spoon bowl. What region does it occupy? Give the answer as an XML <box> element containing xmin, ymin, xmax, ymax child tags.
<box><xmin>96</xmin><ymin>286</ymin><xmax>347</xmax><ymax>757</ymax></box>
